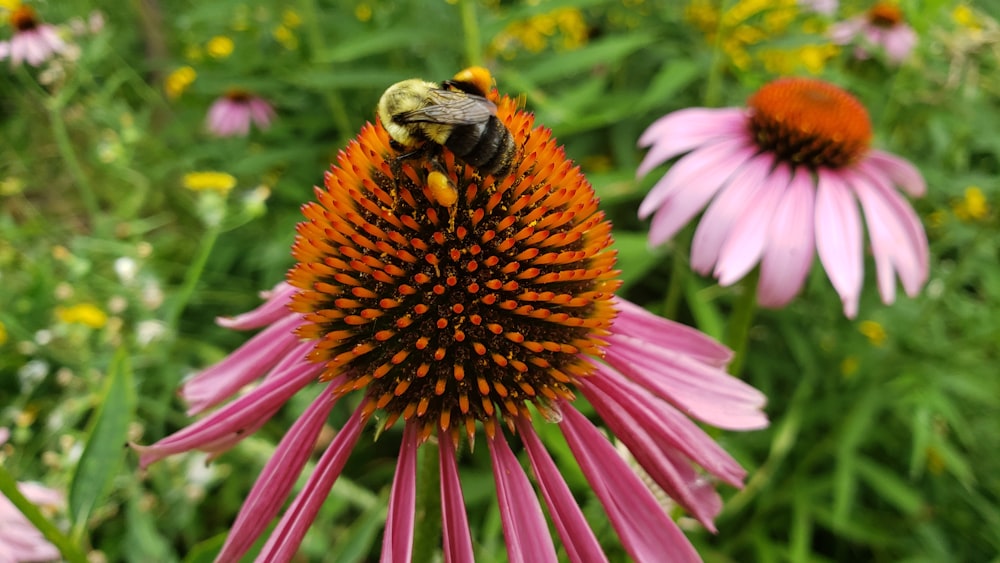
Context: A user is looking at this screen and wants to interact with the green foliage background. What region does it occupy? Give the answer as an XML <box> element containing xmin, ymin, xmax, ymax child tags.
<box><xmin>1</xmin><ymin>0</ymin><xmax>998</xmax><ymax>561</ymax></box>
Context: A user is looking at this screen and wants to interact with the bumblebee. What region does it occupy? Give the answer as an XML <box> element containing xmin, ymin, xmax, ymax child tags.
<box><xmin>377</xmin><ymin>67</ymin><xmax>516</xmax><ymax>179</ymax></box>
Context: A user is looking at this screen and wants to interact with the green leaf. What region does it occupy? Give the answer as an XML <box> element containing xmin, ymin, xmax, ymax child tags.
<box><xmin>68</xmin><ymin>347</ymin><xmax>136</xmax><ymax>539</ymax></box>
<box><xmin>637</xmin><ymin>59</ymin><xmax>703</xmax><ymax>112</ymax></box>
<box><xmin>855</xmin><ymin>456</ymin><xmax>925</xmax><ymax>517</ymax></box>
<box><xmin>519</xmin><ymin>34</ymin><xmax>658</xmax><ymax>84</ymax></box>
<box><xmin>612</xmin><ymin>231</ymin><xmax>657</xmax><ymax>291</ymax></box>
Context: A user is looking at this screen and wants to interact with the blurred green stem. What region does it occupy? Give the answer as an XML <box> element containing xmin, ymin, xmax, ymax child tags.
<box><xmin>0</xmin><ymin>466</ymin><xmax>88</xmax><ymax>563</ymax></box>
<box><xmin>164</xmin><ymin>222</ymin><xmax>221</xmax><ymax>333</ymax></box>
<box><xmin>411</xmin><ymin>440</ymin><xmax>442</xmax><ymax>562</ymax></box>
<box><xmin>662</xmin><ymin>246</ymin><xmax>687</xmax><ymax>320</ymax></box>
<box><xmin>299</xmin><ymin>0</ymin><xmax>353</xmax><ymax>139</ymax></box>
<box><xmin>47</xmin><ymin>99</ymin><xmax>101</xmax><ymax>233</ymax></box>
<box><xmin>703</xmin><ymin>0</ymin><xmax>733</xmax><ymax>107</ymax></box>
<box><xmin>458</xmin><ymin>0</ymin><xmax>483</xmax><ymax>67</ymax></box>
<box><xmin>724</xmin><ymin>271</ymin><xmax>758</xmax><ymax>376</ymax></box>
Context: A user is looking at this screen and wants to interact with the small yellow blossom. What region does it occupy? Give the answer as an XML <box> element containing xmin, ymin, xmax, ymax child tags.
<box><xmin>952</xmin><ymin>4</ymin><xmax>980</xmax><ymax>30</ymax></box>
<box><xmin>282</xmin><ymin>8</ymin><xmax>302</xmax><ymax>28</ymax></box>
<box><xmin>0</xmin><ymin>320</ymin><xmax>8</xmax><ymax>345</ymax></box>
<box><xmin>0</xmin><ymin>176</ymin><xmax>24</xmax><ymax>195</ymax></box>
<box><xmin>926</xmin><ymin>210</ymin><xmax>947</xmax><ymax>229</ymax></box>
<box><xmin>490</xmin><ymin>8</ymin><xmax>588</xmax><ymax>58</ymax></box>
<box><xmin>858</xmin><ymin>320</ymin><xmax>887</xmax><ymax>347</ymax></box>
<box><xmin>56</xmin><ymin>303</ymin><xmax>109</xmax><ymax>329</ymax></box>
<box><xmin>206</xmin><ymin>35</ymin><xmax>235</xmax><ymax>59</ymax></box>
<box><xmin>183</xmin><ymin>171</ymin><xmax>237</xmax><ymax>193</ymax></box>
<box><xmin>272</xmin><ymin>25</ymin><xmax>298</xmax><ymax>49</ymax></box>
<box><xmin>840</xmin><ymin>356</ymin><xmax>859</xmax><ymax>378</ymax></box>
<box><xmin>355</xmin><ymin>3</ymin><xmax>372</xmax><ymax>22</ymax></box>
<box><xmin>0</xmin><ymin>0</ymin><xmax>21</xmax><ymax>10</ymax></box>
<box><xmin>165</xmin><ymin>66</ymin><xmax>197</xmax><ymax>100</ymax></box>
<box><xmin>953</xmin><ymin>186</ymin><xmax>989</xmax><ymax>222</ymax></box>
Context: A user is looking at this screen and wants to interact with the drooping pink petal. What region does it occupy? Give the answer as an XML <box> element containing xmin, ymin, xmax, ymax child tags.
<box><xmin>639</xmin><ymin>136</ymin><xmax>753</xmax><ymax>221</ymax></box>
<box><xmin>604</xmin><ymin>331</ymin><xmax>768</xmax><ymax>431</ymax></box>
<box><xmin>882</xmin><ymin>25</ymin><xmax>917</xmax><ymax>63</ymax></box>
<box><xmin>560</xmin><ymin>407</ymin><xmax>701</xmax><ymax>563</ymax></box>
<box><xmin>715</xmin><ymin>163</ymin><xmax>791</xmax><ymax>286</ymax></box>
<box><xmin>134</xmin><ymin>357</ymin><xmax>321</xmax><ymax>468</ymax></box>
<box><xmin>515</xmin><ymin>417</ymin><xmax>608</xmax><ymax>563</ymax></box>
<box><xmin>440</xmin><ymin>436</ymin><xmax>475</xmax><ymax>563</ymax></box>
<box><xmin>758</xmin><ymin>166</ymin><xmax>817</xmax><ymax>308</ymax></box>
<box><xmin>181</xmin><ymin>314</ymin><xmax>304</xmax><ymax>414</ymax></box>
<box><xmin>864</xmin><ymin>149</ymin><xmax>926</xmax><ymax>197</ymax></box>
<box><xmin>690</xmin><ymin>152</ymin><xmax>776</xmax><ymax>275</ymax></box>
<box><xmin>217</xmin><ymin>283</ymin><xmax>298</xmax><ymax>330</ymax></box>
<box><xmin>636</xmin><ymin>108</ymin><xmax>748</xmax><ymax>177</ymax></box>
<box><xmin>381</xmin><ymin>424</ymin><xmax>418</xmax><ymax>563</ymax></box>
<box><xmin>215</xmin><ymin>386</ymin><xmax>339</xmax><ymax>562</ymax></box>
<box><xmin>488</xmin><ymin>430</ymin><xmax>558</xmax><ymax>563</ymax></box>
<box><xmin>249</xmin><ymin>98</ymin><xmax>276</xmax><ymax>129</ymax></box>
<box><xmin>255</xmin><ymin>406</ymin><xmax>366</xmax><ymax>563</ymax></box>
<box><xmin>611</xmin><ymin>297</ymin><xmax>731</xmax><ymax>368</ymax></box>
<box><xmin>815</xmin><ymin>169</ymin><xmax>864</xmax><ymax>318</ymax></box>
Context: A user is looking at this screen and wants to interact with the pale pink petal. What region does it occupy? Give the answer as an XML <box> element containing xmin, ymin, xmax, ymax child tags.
<box><xmin>560</xmin><ymin>407</ymin><xmax>701</xmax><ymax>563</ymax></box>
<box><xmin>215</xmin><ymin>387</ymin><xmax>339</xmax><ymax>562</ymax></box>
<box><xmin>0</xmin><ymin>41</ymin><xmax>10</xmax><ymax>61</ymax></box>
<box><xmin>488</xmin><ymin>430</ymin><xmax>558</xmax><ymax>563</ymax></box>
<box><xmin>639</xmin><ymin>136</ymin><xmax>753</xmax><ymax>221</ymax></box>
<box><xmin>134</xmin><ymin>358</ymin><xmax>321</xmax><ymax>468</ymax></box>
<box><xmin>38</xmin><ymin>26</ymin><xmax>66</xmax><ymax>54</ymax></box>
<box><xmin>440</xmin><ymin>436</ymin><xmax>475</xmax><ymax>563</ymax></box>
<box><xmin>381</xmin><ymin>424</ymin><xmax>418</xmax><ymax>563</ymax></box>
<box><xmin>180</xmin><ymin>314</ymin><xmax>303</xmax><ymax>414</ymax></box>
<box><xmin>256</xmin><ymin>406</ymin><xmax>365</xmax><ymax>562</ymax></box>
<box><xmin>830</xmin><ymin>18</ymin><xmax>865</xmax><ymax>44</ymax></box>
<box><xmin>715</xmin><ymin>163</ymin><xmax>791</xmax><ymax>286</ymax></box>
<box><xmin>815</xmin><ymin>169</ymin><xmax>864</xmax><ymax>318</ymax></box>
<box><xmin>611</xmin><ymin>297</ymin><xmax>731</xmax><ymax>368</ymax></box>
<box><xmin>516</xmin><ymin>417</ymin><xmax>608</xmax><ymax>563</ymax></box>
<box><xmin>647</xmin><ymin>142</ymin><xmax>757</xmax><ymax>244</ymax></box>
<box><xmin>690</xmin><ymin>152</ymin><xmax>776</xmax><ymax>275</ymax></box>
<box><xmin>248</xmin><ymin>98</ymin><xmax>276</xmax><ymax>129</ymax></box>
<box><xmin>603</xmin><ymin>332</ymin><xmax>768</xmax><ymax>431</ymax></box>
<box><xmin>636</xmin><ymin>108</ymin><xmax>748</xmax><ymax>177</ymax></box>
<box><xmin>758</xmin><ymin>166</ymin><xmax>817</xmax><ymax>308</ymax></box>
<box><xmin>0</xmin><ymin>481</ymin><xmax>63</xmax><ymax>563</ymax></box>
<box><xmin>217</xmin><ymin>282</ymin><xmax>298</xmax><ymax>329</ymax></box>
<box><xmin>864</xmin><ymin>150</ymin><xmax>926</xmax><ymax>197</ymax></box>
<box><xmin>882</xmin><ymin>25</ymin><xmax>916</xmax><ymax>63</ymax></box>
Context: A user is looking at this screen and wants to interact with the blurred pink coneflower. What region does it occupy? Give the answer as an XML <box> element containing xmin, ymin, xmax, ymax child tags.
<box><xmin>830</xmin><ymin>2</ymin><xmax>917</xmax><ymax>64</ymax></box>
<box><xmin>0</xmin><ymin>5</ymin><xmax>67</xmax><ymax>67</ymax></box>
<box><xmin>0</xmin><ymin>428</ymin><xmax>64</xmax><ymax>563</ymax></box>
<box><xmin>137</xmin><ymin>78</ymin><xmax>768</xmax><ymax>562</ymax></box>
<box><xmin>205</xmin><ymin>89</ymin><xmax>276</xmax><ymax>137</ymax></box>
<box><xmin>637</xmin><ymin>77</ymin><xmax>928</xmax><ymax>318</ymax></box>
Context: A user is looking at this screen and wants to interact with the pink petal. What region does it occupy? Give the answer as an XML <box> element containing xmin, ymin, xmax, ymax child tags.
<box><xmin>488</xmin><ymin>430</ymin><xmax>558</xmax><ymax>563</ymax></box>
<box><xmin>180</xmin><ymin>314</ymin><xmax>304</xmax><ymax>414</ymax></box>
<box><xmin>215</xmin><ymin>387</ymin><xmax>339</xmax><ymax>562</ymax></box>
<box><xmin>516</xmin><ymin>417</ymin><xmax>608</xmax><ymax>563</ymax></box>
<box><xmin>639</xmin><ymin>136</ymin><xmax>753</xmax><ymax>221</ymax></box>
<box><xmin>864</xmin><ymin>150</ymin><xmax>926</xmax><ymax>197</ymax></box>
<box><xmin>603</xmin><ymin>333</ymin><xmax>768</xmax><ymax>431</ymax></box>
<box><xmin>815</xmin><ymin>169</ymin><xmax>864</xmax><ymax>318</ymax></box>
<box><xmin>217</xmin><ymin>283</ymin><xmax>298</xmax><ymax>329</ymax></box>
<box><xmin>249</xmin><ymin>98</ymin><xmax>276</xmax><ymax>129</ymax></box>
<box><xmin>690</xmin><ymin>152</ymin><xmax>776</xmax><ymax>275</ymax></box>
<box><xmin>636</xmin><ymin>108</ymin><xmax>748</xmax><ymax>177</ymax></box>
<box><xmin>440</xmin><ymin>436</ymin><xmax>475</xmax><ymax>563</ymax></box>
<box><xmin>758</xmin><ymin>166</ymin><xmax>817</xmax><ymax>308</ymax></box>
<box><xmin>882</xmin><ymin>25</ymin><xmax>917</xmax><ymax>63</ymax></box>
<box><xmin>715</xmin><ymin>163</ymin><xmax>791</xmax><ymax>286</ymax></box>
<box><xmin>256</xmin><ymin>406</ymin><xmax>365</xmax><ymax>562</ymax></box>
<box><xmin>612</xmin><ymin>297</ymin><xmax>731</xmax><ymax>368</ymax></box>
<box><xmin>560</xmin><ymin>407</ymin><xmax>702</xmax><ymax>563</ymax></box>
<box><xmin>381</xmin><ymin>424</ymin><xmax>418</xmax><ymax>563</ymax></box>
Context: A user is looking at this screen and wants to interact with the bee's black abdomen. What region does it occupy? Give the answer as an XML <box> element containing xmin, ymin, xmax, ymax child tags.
<box><xmin>446</xmin><ymin>117</ymin><xmax>515</xmax><ymax>178</ymax></box>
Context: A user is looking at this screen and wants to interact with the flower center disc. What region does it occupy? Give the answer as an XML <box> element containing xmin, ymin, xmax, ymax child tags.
<box><xmin>288</xmin><ymin>96</ymin><xmax>621</xmax><ymax>442</ymax></box>
<box><xmin>747</xmin><ymin>77</ymin><xmax>872</xmax><ymax>169</ymax></box>
<box><xmin>11</xmin><ymin>6</ymin><xmax>39</xmax><ymax>31</ymax></box>
<box><xmin>868</xmin><ymin>3</ymin><xmax>904</xmax><ymax>28</ymax></box>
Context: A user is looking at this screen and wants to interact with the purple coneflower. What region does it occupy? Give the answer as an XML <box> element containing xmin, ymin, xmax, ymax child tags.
<box><xmin>137</xmin><ymin>70</ymin><xmax>768</xmax><ymax>562</ymax></box>
<box><xmin>830</xmin><ymin>2</ymin><xmax>917</xmax><ymax>64</ymax></box>
<box><xmin>0</xmin><ymin>428</ymin><xmax>64</xmax><ymax>563</ymax></box>
<box><xmin>0</xmin><ymin>5</ymin><xmax>67</xmax><ymax>67</ymax></box>
<box><xmin>205</xmin><ymin>89</ymin><xmax>275</xmax><ymax>137</ymax></box>
<box><xmin>637</xmin><ymin>77</ymin><xmax>928</xmax><ymax>318</ymax></box>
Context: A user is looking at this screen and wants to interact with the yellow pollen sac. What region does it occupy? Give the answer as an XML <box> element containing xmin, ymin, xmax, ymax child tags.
<box><xmin>748</xmin><ymin>77</ymin><xmax>872</xmax><ymax>169</ymax></box>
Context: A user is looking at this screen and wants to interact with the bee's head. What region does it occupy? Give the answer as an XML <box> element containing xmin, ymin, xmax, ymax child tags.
<box><xmin>377</xmin><ymin>79</ymin><xmax>436</xmax><ymax>147</ymax></box>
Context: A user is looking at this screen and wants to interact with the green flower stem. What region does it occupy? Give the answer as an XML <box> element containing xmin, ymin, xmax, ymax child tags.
<box><xmin>47</xmin><ymin>100</ymin><xmax>101</xmax><ymax>233</ymax></box>
<box><xmin>662</xmin><ymin>245</ymin><xmax>688</xmax><ymax>320</ymax></box>
<box><xmin>724</xmin><ymin>271</ymin><xmax>758</xmax><ymax>376</ymax></box>
<box><xmin>411</xmin><ymin>440</ymin><xmax>443</xmax><ymax>562</ymax></box>
<box><xmin>458</xmin><ymin>0</ymin><xmax>483</xmax><ymax>67</ymax></box>
<box><xmin>164</xmin><ymin>222</ymin><xmax>221</xmax><ymax>333</ymax></box>
<box><xmin>0</xmin><ymin>466</ymin><xmax>88</xmax><ymax>563</ymax></box>
<box><xmin>299</xmin><ymin>0</ymin><xmax>353</xmax><ymax>139</ymax></box>
<box><xmin>703</xmin><ymin>0</ymin><xmax>734</xmax><ymax>107</ymax></box>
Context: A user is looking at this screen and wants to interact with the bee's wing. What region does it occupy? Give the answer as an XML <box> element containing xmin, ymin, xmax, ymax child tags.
<box><xmin>397</xmin><ymin>88</ymin><xmax>496</xmax><ymax>125</ymax></box>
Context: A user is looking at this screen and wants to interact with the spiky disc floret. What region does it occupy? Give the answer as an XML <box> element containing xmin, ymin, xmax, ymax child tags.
<box><xmin>288</xmin><ymin>96</ymin><xmax>620</xmax><ymax>444</ymax></box>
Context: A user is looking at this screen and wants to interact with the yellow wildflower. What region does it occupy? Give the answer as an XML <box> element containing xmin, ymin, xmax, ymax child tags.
<box><xmin>183</xmin><ymin>171</ymin><xmax>237</xmax><ymax>193</ymax></box>
<box><xmin>0</xmin><ymin>0</ymin><xmax>21</xmax><ymax>10</ymax></box>
<box><xmin>273</xmin><ymin>25</ymin><xmax>298</xmax><ymax>49</ymax></box>
<box><xmin>282</xmin><ymin>8</ymin><xmax>302</xmax><ymax>28</ymax></box>
<box><xmin>206</xmin><ymin>35</ymin><xmax>235</xmax><ymax>59</ymax></box>
<box><xmin>953</xmin><ymin>186</ymin><xmax>989</xmax><ymax>222</ymax></box>
<box><xmin>165</xmin><ymin>66</ymin><xmax>197</xmax><ymax>100</ymax></box>
<box><xmin>952</xmin><ymin>4</ymin><xmax>980</xmax><ymax>30</ymax></box>
<box><xmin>926</xmin><ymin>210</ymin><xmax>947</xmax><ymax>229</ymax></box>
<box><xmin>56</xmin><ymin>304</ymin><xmax>109</xmax><ymax>329</ymax></box>
<box><xmin>858</xmin><ymin>320</ymin><xmax>887</xmax><ymax>347</ymax></box>
<box><xmin>840</xmin><ymin>356</ymin><xmax>859</xmax><ymax>378</ymax></box>
<box><xmin>355</xmin><ymin>3</ymin><xmax>372</xmax><ymax>22</ymax></box>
